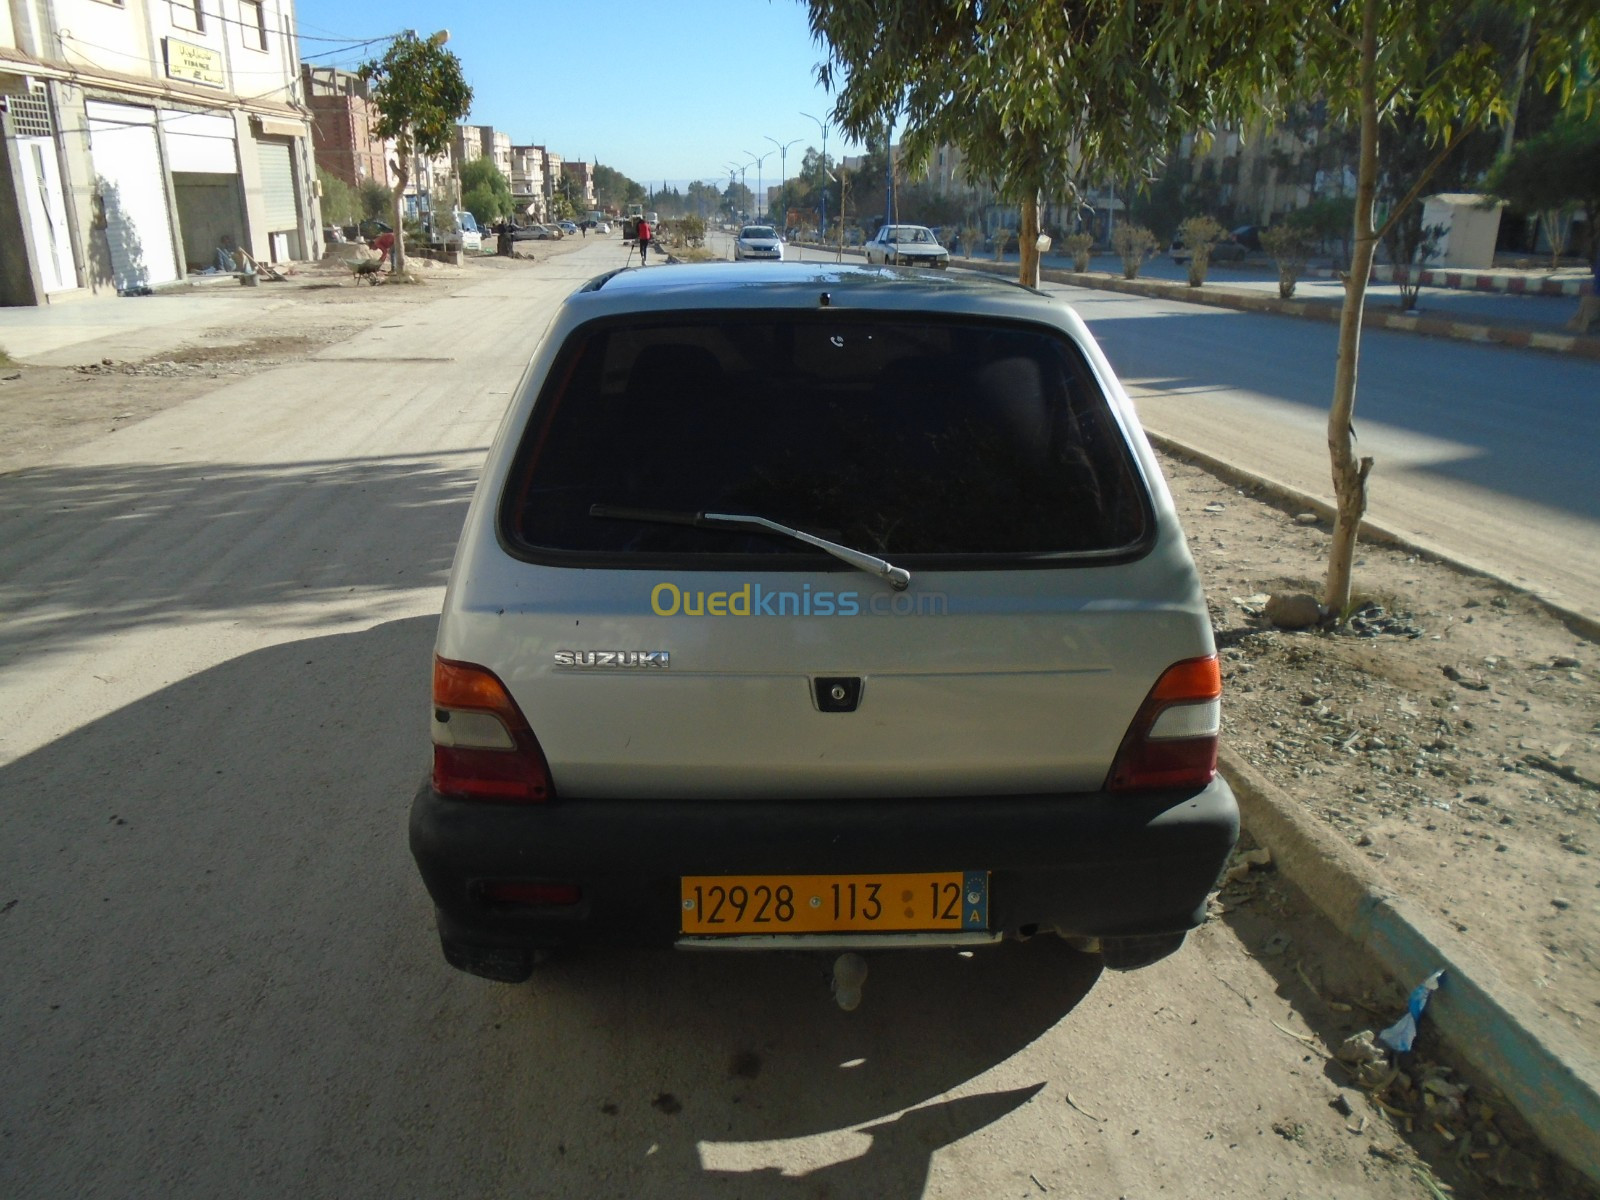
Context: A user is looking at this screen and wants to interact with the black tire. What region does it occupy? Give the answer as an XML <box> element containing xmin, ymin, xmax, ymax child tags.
<box><xmin>439</xmin><ymin>937</ymin><xmax>539</xmax><ymax>983</ymax></box>
<box><xmin>1098</xmin><ymin>932</ymin><xmax>1187</xmax><ymax>971</ymax></box>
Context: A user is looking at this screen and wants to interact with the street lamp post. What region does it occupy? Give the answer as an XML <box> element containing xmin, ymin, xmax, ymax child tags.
<box><xmin>728</xmin><ymin>159</ymin><xmax>752</xmax><ymax>222</ymax></box>
<box><xmin>723</xmin><ymin>163</ymin><xmax>740</xmax><ymax>222</ymax></box>
<box><xmin>742</xmin><ymin>149</ymin><xmax>771</xmax><ymax>224</ymax></box>
<box><xmin>764</xmin><ymin>135</ymin><xmax>800</xmax><ymax>233</ymax></box>
<box><xmin>800</xmin><ymin>111</ymin><xmax>830</xmax><ymax>239</ymax></box>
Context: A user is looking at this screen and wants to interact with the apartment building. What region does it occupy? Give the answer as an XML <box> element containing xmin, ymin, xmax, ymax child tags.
<box><xmin>303</xmin><ymin>64</ymin><xmax>387</xmax><ymax>193</ymax></box>
<box><xmin>558</xmin><ymin>158</ymin><xmax>593</xmax><ymax>210</ymax></box>
<box><xmin>455</xmin><ymin>124</ymin><xmax>510</xmax><ymax>181</ymax></box>
<box><xmin>0</xmin><ymin>0</ymin><xmax>318</xmax><ymax>304</ymax></box>
<box><xmin>509</xmin><ymin>143</ymin><xmax>545</xmax><ymax>220</ymax></box>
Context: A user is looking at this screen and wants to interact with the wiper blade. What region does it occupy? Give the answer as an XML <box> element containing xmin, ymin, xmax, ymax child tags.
<box><xmin>589</xmin><ymin>504</ymin><xmax>910</xmax><ymax>590</ymax></box>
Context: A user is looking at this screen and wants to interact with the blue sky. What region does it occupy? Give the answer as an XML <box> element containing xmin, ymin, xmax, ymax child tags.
<box><xmin>292</xmin><ymin>0</ymin><xmax>866</xmax><ymax>193</ymax></box>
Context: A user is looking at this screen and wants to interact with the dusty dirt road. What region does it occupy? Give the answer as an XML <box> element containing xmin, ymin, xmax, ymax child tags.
<box><xmin>0</xmin><ymin>240</ymin><xmax>1590</xmax><ymax>1198</ymax></box>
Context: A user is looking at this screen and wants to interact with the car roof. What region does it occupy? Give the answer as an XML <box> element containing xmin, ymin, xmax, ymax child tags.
<box><xmin>573</xmin><ymin>262</ymin><xmax>1050</xmax><ymax>316</ymax></box>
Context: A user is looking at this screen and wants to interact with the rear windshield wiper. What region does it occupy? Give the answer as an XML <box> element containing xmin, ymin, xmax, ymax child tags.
<box><xmin>590</xmin><ymin>504</ymin><xmax>911</xmax><ymax>591</ymax></box>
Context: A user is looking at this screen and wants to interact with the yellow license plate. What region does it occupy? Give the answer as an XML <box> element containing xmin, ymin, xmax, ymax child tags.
<box><xmin>680</xmin><ymin>871</ymin><xmax>988</xmax><ymax>936</ymax></box>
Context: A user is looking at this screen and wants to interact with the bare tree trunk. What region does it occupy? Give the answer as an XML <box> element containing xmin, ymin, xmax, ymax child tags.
<box><xmin>1018</xmin><ymin>193</ymin><xmax>1041</xmax><ymax>288</ymax></box>
<box><xmin>1324</xmin><ymin>0</ymin><xmax>1380</xmax><ymax>619</ymax></box>
<box><xmin>391</xmin><ymin>132</ymin><xmax>412</xmax><ymax>275</ymax></box>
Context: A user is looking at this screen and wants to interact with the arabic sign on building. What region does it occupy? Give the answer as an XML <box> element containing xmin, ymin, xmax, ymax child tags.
<box><xmin>165</xmin><ymin>38</ymin><xmax>225</xmax><ymax>89</ymax></box>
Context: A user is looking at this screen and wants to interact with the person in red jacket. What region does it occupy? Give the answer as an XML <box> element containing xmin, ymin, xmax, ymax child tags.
<box><xmin>372</xmin><ymin>229</ymin><xmax>396</xmax><ymax>270</ymax></box>
<box><xmin>636</xmin><ymin>217</ymin><xmax>652</xmax><ymax>266</ymax></box>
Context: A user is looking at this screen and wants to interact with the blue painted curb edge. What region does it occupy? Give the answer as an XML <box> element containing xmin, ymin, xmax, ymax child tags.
<box><xmin>1222</xmin><ymin>748</ymin><xmax>1600</xmax><ymax>1187</ymax></box>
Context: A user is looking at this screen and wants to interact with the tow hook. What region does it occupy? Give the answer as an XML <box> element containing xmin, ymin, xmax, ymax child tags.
<box><xmin>831</xmin><ymin>952</ymin><xmax>868</xmax><ymax>1011</ymax></box>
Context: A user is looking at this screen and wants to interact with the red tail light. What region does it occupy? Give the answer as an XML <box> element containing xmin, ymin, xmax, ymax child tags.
<box><xmin>479</xmin><ymin>881</ymin><xmax>582</xmax><ymax>907</ymax></box>
<box><xmin>430</xmin><ymin>657</ymin><xmax>554</xmax><ymax>803</ymax></box>
<box><xmin>1106</xmin><ymin>656</ymin><xmax>1221</xmax><ymax>793</ymax></box>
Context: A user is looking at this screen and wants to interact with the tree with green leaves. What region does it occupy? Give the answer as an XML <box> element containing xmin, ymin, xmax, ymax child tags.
<box><xmin>1484</xmin><ymin>115</ymin><xmax>1600</xmax><ymax>266</ymax></box>
<box><xmin>358</xmin><ymin>177</ymin><xmax>393</xmax><ymax>224</ymax></box>
<box><xmin>317</xmin><ymin>168</ymin><xmax>357</xmax><ymax>228</ymax></box>
<box><xmin>807</xmin><ymin>2</ymin><xmax>1234</xmax><ymax>288</ymax></box>
<box><xmin>358</xmin><ymin>31</ymin><xmax>472</xmax><ymax>274</ymax></box>
<box><xmin>1160</xmin><ymin>0</ymin><xmax>1597</xmax><ymax>617</ymax></box>
<box><xmin>460</xmin><ymin>157</ymin><xmax>512</xmax><ymax>227</ymax></box>
<box><xmin>723</xmin><ymin>180</ymin><xmax>754</xmax><ymax>221</ymax></box>
<box><xmin>593</xmin><ymin>164</ymin><xmax>646</xmax><ymax>212</ymax></box>
<box><xmin>685</xmin><ymin>180</ymin><xmax>723</xmax><ymax>220</ymax></box>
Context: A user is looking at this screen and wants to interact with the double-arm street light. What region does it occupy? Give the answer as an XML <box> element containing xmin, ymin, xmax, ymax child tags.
<box><xmin>741</xmin><ymin>149</ymin><xmax>771</xmax><ymax>224</ymax></box>
<box><xmin>800</xmin><ymin>110</ymin><xmax>831</xmax><ymax>239</ymax></box>
<box><xmin>764</xmin><ymin>135</ymin><xmax>801</xmax><ymax>230</ymax></box>
<box><xmin>725</xmin><ymin>160</ymin><xmax>749</xmax><ymax>222</ymax></box>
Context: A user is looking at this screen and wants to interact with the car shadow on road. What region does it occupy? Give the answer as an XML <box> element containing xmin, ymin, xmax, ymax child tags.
<box><xmin>495</xmin><ymin>941</ymin><xmax>1093</xmax><ymax>1197</ymax></box>
<box><xmin>0</xmin><ymin>613</ymin><xmax>1100</xmax><ymax>1199</ymax></box>
<box><xmin>0</xmin><ymin>450</ymin><xmax>481</xmax><ymax>661</ymax></box>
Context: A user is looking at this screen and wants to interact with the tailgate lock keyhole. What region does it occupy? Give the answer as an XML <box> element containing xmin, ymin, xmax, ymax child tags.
<box><xmin>814</xmin><ymin>676</ymin><xmax>863</xmax><ymax>713</ymax></box>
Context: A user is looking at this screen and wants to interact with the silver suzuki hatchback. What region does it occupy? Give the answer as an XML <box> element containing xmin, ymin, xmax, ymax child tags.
<box><xmin>410</xmin><ymin>263</ymin><xmax>1237</xmax><ymax>984</ymax></box>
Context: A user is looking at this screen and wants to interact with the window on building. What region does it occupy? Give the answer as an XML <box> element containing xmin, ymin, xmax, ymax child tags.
<box><xmin>241</xmin><ymin>0</ymin><xmax>269</xmax><ymax>50</ymax></box>
<box><xmin>171</xmin><ymin>0</ymin><xmax>205</xmax><ymax>31</ymax></box>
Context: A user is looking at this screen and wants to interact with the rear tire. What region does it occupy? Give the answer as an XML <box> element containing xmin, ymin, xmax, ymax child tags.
<box><xmin>440</xmin><ymin>937</ymin><xmax>540</xmax><ymax>983</ymax></box>
<box><xmin>1098</xmin><ymin>932</ymin><xmax>1187</xmax><ymax>971</ymax></box>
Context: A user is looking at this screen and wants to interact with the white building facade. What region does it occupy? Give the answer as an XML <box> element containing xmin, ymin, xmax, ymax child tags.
<box><xmin>1</xmin><ymin>0</ymin><xmax>318</xmax><ymax>304</ymax></box>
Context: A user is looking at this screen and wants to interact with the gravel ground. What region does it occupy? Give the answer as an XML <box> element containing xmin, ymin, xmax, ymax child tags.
<box><xmin>1162</xmin><ymin>451</ymin><xmax>1599</xmax><ymax>1050</ymax></box>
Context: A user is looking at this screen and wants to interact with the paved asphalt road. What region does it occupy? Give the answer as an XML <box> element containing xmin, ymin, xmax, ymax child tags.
<box><xmin>1</xmin><ymin>238</ymin><xmax>1448</xmax><ymax>1199</ymax></box>
<box><xmin>1049</xmin><ymin>282</ymin><xmax>1600</xmax><ymax>624</ymax></box>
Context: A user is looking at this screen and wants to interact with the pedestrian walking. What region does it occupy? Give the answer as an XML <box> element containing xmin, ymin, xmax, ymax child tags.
<box><xmin>637</xmin><ymin>217</ymin><xmax>652</xmax><ymax>266</ymax></box>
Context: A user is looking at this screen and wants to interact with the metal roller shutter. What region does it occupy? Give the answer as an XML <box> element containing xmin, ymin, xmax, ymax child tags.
<box><xmin>255</xmin><ymin>138</ymin><xmax>298</xmax><ymax>230</ymax></box>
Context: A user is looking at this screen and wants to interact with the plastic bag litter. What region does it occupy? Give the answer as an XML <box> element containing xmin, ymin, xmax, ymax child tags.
<box><xmin>1378</xmin><ymin>969</ymin><xmax>1445</xmax><ymax>1052</ymax></box>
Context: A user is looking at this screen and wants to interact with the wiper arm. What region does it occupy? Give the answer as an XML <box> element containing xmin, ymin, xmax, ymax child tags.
<box><xmin>589</xmin><ymin>504</ymin><xmax>911</xmax><ymax>590</ymax></box>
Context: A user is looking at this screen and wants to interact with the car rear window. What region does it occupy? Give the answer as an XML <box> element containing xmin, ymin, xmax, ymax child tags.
<box><xmin>501</xmin><ymin>313</ymin><xmax>1151</xmax><ymax>566</ymax></box>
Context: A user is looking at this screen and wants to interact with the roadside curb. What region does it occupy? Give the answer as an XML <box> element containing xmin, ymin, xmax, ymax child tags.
<box><xmin>952</xmin><ymin>257</ymin><xmax>1600</xmax><ymax>361</ymax></box>
<box><xmin>1220</xmin><ymin>749</ymin><xmax>1600</xmax><ymax>1189</ymax></box>
<box><xmin>1315</xmin><ymin>263</ymin><xmax>1591</xmax><ymax>297</ymax></box>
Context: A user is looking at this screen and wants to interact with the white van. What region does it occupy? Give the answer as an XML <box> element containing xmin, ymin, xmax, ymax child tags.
<box><xmin>454</xmin><ymin>211</ymin><xmax>482</xmax><ymax>253</ymax></box>
<box><xmin>429</xmin><ymin>210</ymin><xmax>482</xmax><ymax>253</ymax></box>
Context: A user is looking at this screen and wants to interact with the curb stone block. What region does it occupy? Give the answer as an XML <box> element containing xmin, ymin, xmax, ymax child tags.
<box><xmin>1221</xmin><ymin>749</ymin><xmax>1600</xmax><ymax>1189</ymax></box>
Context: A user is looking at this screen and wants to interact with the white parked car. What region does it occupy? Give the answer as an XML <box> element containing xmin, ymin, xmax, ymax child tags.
<box><xmin>865</xmin><ymin>224</ymin><xmax>950</xmax><ymax>268</ymax></box>
<box><xmin>409</xmin><ymin>263</ymin><xmax>1238</xmax><ymax>989</ymax></box>
<box><xmin>733</xmin><ymin>225</ymin><xmax>783</xmax><ymax>261</ymax></box>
